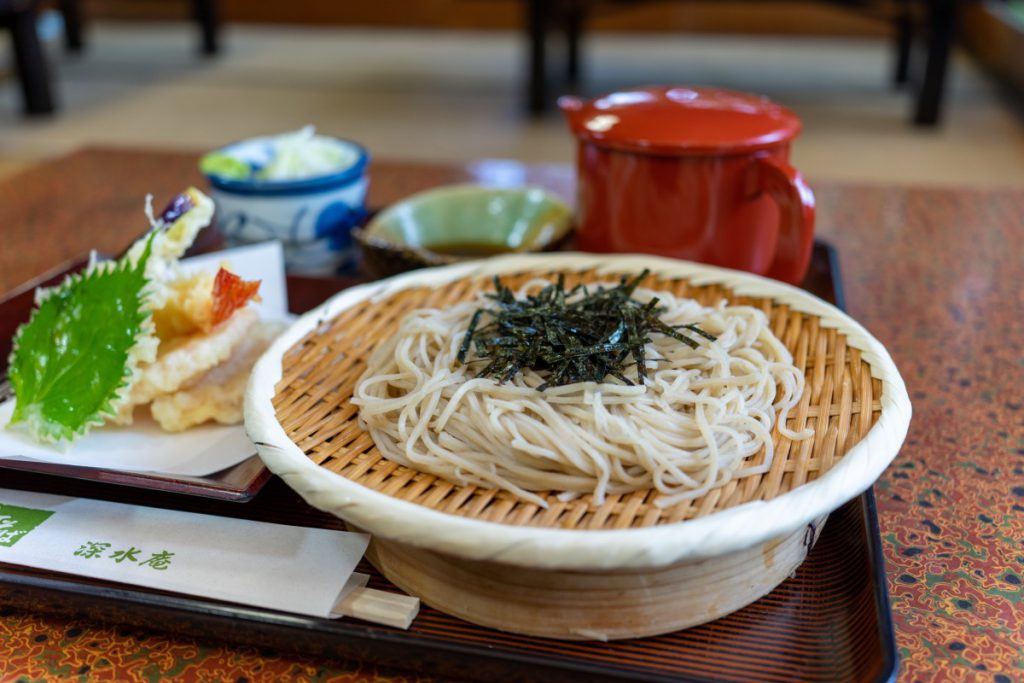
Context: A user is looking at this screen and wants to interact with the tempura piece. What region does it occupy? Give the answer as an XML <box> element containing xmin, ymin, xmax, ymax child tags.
<box><xmin>124</xmin><ymin>188</ymin><xmax>215</xmax><ymax>310</ymax></box>
<box><xmin>111</xmin><ymin>308</ymin><xmax>258</xmax><ymax>425</ymax></box>
<box><xmin>7</xmin><ymin>240</ymin><xmax>155</xmax><ymax>442</ymax></box>
<box><xmin>151</xmin><ymin>266</ymin><xmax>261</xmax><ymax>342</ymax></box>
<box><xmin>151</xmin><ymin>268</ymin><xmax>217</xmax><ymax>342</ymax></box>
<box><xmin>150</xmin><ymin>320</ymin><xmax>285</xmax><ymax>432</ymax></box>
<box><xmin>211</xmin><ymin>268</ymin><xmax>262</xmax><ymax>327</ymax></box>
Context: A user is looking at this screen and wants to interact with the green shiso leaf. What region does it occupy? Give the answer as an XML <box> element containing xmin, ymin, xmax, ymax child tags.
<box><xmin>6</xmin><ymin>235</ymin><xmax>155</xmax><ymax>443</ymax></box>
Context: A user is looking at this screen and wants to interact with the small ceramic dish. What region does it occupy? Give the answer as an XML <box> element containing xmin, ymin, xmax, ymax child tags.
<box><xmin>200</xmin><ymin>133</ymin><xmax>370</xmax><ymax>275</ymax></box>
<box><xmin>354</xmin><ymin>184</ymin><xmax>572</xmax><ymax>278</ymax></box>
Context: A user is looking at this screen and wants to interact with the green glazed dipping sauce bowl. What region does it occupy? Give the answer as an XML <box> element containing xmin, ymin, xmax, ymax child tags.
<box><xmin>355</xmin><ymin>184</ymin><xmax>573</xmax><ymax>278</ymax></box>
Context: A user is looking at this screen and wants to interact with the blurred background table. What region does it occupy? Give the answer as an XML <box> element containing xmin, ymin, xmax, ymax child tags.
<box><xmin>0</xmin><ymin>148</ymin><xmax>1022</xmax><ymax>681</ymax></box>
<box><xmin>519</xmin><ymin>0</ymin><xmax>959</xmax><ymax>125</ymax></box>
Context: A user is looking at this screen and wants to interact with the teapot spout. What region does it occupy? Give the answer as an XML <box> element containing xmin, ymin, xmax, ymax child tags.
<box><xmin>557</xmin><ymin>95</ymin><xmax>586</xmax><ymax>129</ymax></box>
<box><xmin>558</xmin><ymin>95</ymin><xmax>584</xmax><ymax>112</ymax></box>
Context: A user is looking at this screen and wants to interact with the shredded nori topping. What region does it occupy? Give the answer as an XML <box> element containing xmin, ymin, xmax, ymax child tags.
<box><xmin>456</xmin><ymin>270</ymin><xmax>716</xmax><ymax>390</ymax></box>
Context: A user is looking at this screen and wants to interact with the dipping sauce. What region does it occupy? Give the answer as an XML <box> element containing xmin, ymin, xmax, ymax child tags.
<box><xmin>425</xmin><ymin>242</ymin><xmax>513</xmax><ymax>258</ymax></box>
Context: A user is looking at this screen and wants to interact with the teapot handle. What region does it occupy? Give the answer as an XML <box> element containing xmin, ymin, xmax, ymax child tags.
<box><xmin>754</xmin><ymin>155</ymin><xmax>816</xmax><ymax>285</ymax></box>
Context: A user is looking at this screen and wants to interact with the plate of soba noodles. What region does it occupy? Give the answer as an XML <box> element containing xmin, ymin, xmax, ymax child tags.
<box><xmin>245</xmin><ymin>253</ymin><xmax>911</xmax><ymax>640</ymax></box>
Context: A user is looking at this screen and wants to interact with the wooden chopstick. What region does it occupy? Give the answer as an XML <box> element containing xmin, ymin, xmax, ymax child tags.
<box><xmin>338</xmin><ymin>586</ymin><xmax>421</xmax><ymax>630</ymax></box>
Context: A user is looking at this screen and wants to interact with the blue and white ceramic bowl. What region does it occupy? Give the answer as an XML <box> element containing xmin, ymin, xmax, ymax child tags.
<box><xmin>201</xmin><ymin>135</ymin><xmax>370</xmax><ymax>275</ymax></box>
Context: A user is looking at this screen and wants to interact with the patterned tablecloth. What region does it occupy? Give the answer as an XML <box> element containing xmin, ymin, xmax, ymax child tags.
<box><xmin>0</xmin><ymin>149</ymin><xmax>1021</xmax><ymax>682</ymax></box>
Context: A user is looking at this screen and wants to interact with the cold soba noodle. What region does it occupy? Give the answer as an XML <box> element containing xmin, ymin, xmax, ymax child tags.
<box><xmin>353</xmin><ymin>278</ymin><xmax>812</xmax><ymax>508</ymax></box>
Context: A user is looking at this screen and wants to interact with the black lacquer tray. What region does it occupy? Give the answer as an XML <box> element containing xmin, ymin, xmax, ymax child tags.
<box><xmin>0</xmin><ymin>242</ymin><xmax>897</xmax><ymax>683</ymax></box>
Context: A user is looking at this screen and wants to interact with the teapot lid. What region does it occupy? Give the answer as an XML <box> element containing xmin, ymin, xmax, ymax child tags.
<box><xmin>559</xmin><ymin>86</ymin><xmax>801</xmax><ymax>155</ymax></box>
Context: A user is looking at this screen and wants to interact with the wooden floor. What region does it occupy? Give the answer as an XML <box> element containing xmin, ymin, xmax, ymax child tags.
<box><xmin>0</xmin><ymin>22</ymin><xmax>1022</xmax><ymax>187</ymax></box>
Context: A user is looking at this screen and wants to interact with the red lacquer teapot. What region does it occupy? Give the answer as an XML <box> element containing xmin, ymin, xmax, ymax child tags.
<box><xmin>560</xmin><ymin>86</ymin><xmax>815</xmax><ymax>285</ymax></box>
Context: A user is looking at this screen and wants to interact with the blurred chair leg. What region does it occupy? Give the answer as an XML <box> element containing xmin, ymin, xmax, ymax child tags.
<box><xmin>57</xmin><ymin>0</ymin><xmax>84</xmax><ymax>52</ymax></box>
<box><xmin>892</xmin><ymin>0</ymin><xmax>912</xmax><ymax>87</ymax></box>
<box><xmin>526</xmin><ymin>0</ymin><xmax>551</xmax><ymax>114</ymax></box>
<box><xmin>193</xmin><ymin>0</ymin><xmax>219</xmax><ymax>55</ymax></box>
<box><xmin>913</xmin><ymin>0</ymin><xmax>956</xmax><ymax>126</ymax></box>
<box><xmin>566</xmin><ymin>0</ymin><xmax>585</xmax><ymax>88</ymax></box>
<box><xmin>9</xmin><ymin>4</ymin><xmax>56</xmax><ymax>115</ymax></box>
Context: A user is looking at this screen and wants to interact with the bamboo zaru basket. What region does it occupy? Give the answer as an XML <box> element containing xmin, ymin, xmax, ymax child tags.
<box><xmin>246</xmin><ymin>254</ymin><xmax>911</xmax><ymax>640</ymax></box>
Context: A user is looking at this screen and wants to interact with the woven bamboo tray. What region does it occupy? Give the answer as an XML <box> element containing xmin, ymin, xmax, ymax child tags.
<box><xmin>246</xmin><ymin>253</ymin><xmax>911</xmax><ymax>640</ymax></box>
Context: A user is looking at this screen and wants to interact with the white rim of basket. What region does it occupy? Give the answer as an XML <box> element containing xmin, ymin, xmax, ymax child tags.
<box><xmin>245</xmin><ymin>253</ymin><xmax>911</xmax><ymax>570</ymax></box>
